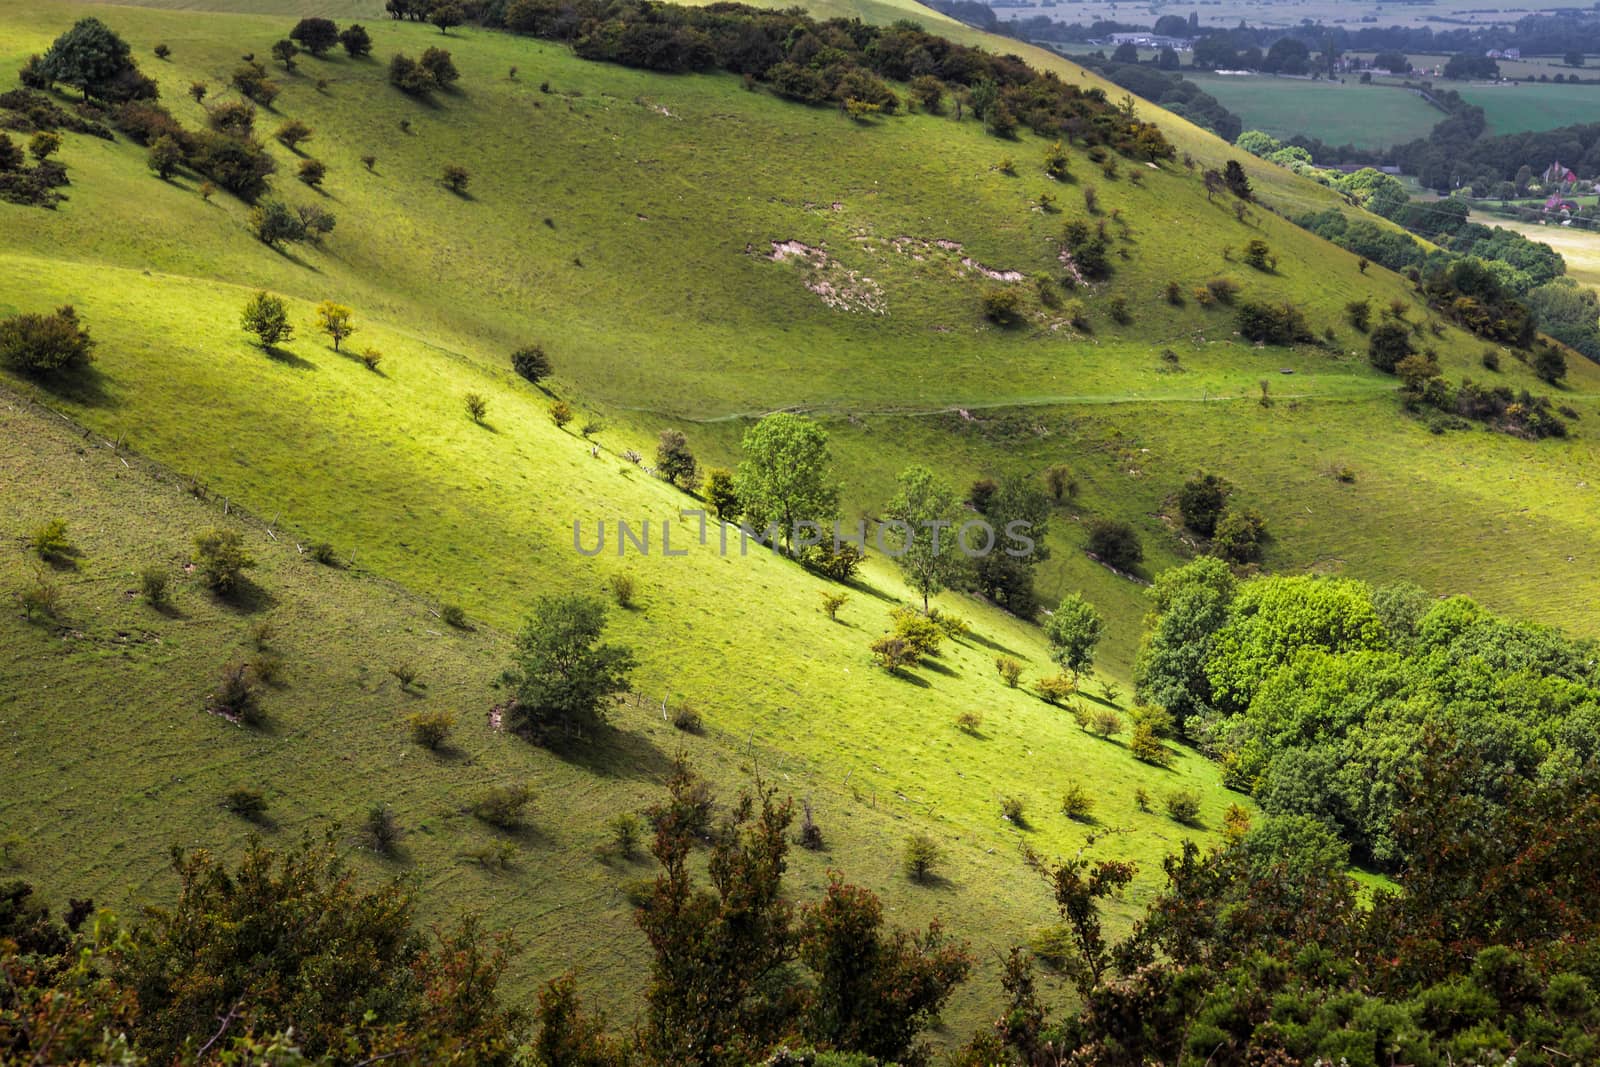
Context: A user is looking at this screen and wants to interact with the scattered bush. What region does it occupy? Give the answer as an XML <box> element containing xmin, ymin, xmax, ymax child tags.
<box><xmin>1164</xmin><ymin>280</ymin><xmax>1184</xmax><ymax>306</ymax></box>
<box><xmin>441</xmin><ymin>163</ymin><xmax>470</xmax><ymax>193</ymax></box>
<box><xmin>549</xmin><ymin>400</ymin><xmax>573</xmax><ymax>428</ymax></box>
<box><xmin>471</xmin><ymin>783</ymin><xmax>533</xmax><ymax>829</ymax></box>
<box><xmin>608</xmin><ymin>812</ymin><xmax>643</xmax><ymax>859</ymax></box>
<box><xmin>1086</xmin><ymin>518</ymin><xmax>1142</xmax><ymax>570</ymax></box>
<box><xmin>1129</xmin><ymin>722</ymin><xmax>1171</xmax><ymax>767</ymax></box>
<box><xmin>1000</xmin><ymin>795</ymin><xmax>1027</xmax><ymax>826</ymax></box>
<box><xmin>798</xmin><ymin>800</ymin><xmax>824</xmax><ymax>850</ymax></box>
<box><xmin>799</xmin><ymin>541</ymin><xmax>865</xmax><ymax>582</ymax></box>
<box><xmin>607</xmin><ymin>573</ymin><xmax>637</xmax><ymax>609</ymax></box>
<box><xmin>193</xmin><ymin>528</ymin><xmax>253</xmax><ymax>595</ymax></box>
<box><xmin>364</xmin><ymin>803</ymin><xmax>402</xmax><ymax>853</ymax></box>
<box><xmin>890</xmin><ymin>607</ymin><xmax>943</xmax><ymax>659</ymax></box>
<box><xmin>340</xmin><ymin>24</ymin><xmax>373</xmax><ymax>58</ymax></box>
<box><xmin>360</xmin><ymin>348</ymin><xmax>383</xmax><ymax>371</ymax></box>
<box><xmin>819</xmin><ymin>591</ymin><xmax>849</xmax><ymax>621</ymax></box>
<box><xmin>0</xmin><ymin>306</ymin><xmax>95</xmax><ymax>375</ymax></box>
<box><xmin>1533</xmin><ymin>343</ymin><xmax>1567</xmax><ymax>385</ymax></box>
<box><xmin>1212</xmin><ymin>507</ymin><xmax>1267</xmax><ymax>564</ymax></box>
<box><xmin>1060</xmin><ymin>781</ymin><xmax>1094</xmax><ymax>821</ymax></box>
<box><xmin>1087</xmin><ymin>707</ymin><xmax>1122</xmax><ymax>739</ymax></box>
<box><xmin>208</xmin><ymin>660</ymin><xmax>263</xmax><ymax>725</ymax></box>
<box><xmin>981</xmin><ymin>286</ymin><xmax>1023</xmax><ymax>326</ymax></box>
<box><xmin>275</xmin><ymin>119</ymin><xmax>313</xmax><ymax>150</ymax></box>
<box><xmin>290</xmin><ymin>16</ymin><xmax>339</xmax><ymax>56</ymax></box>
<box><xmin>1204</xmin><ymin>277</ymin><xmax>1240</xmax><ymax>305</ymax></box>
<box><xmin>464</xmin><ymin>392</ymin><xmax>488</xmax><ymax>423</ymax></box>
<box><xmin>1134</xmin><ymin>787</ymin><xmax>1151</xmax><ymax>812</ymax></box>
<box><xmin>139</xmin><ymin>565</ymin><xmax>169</xmax><ymax>606</ymax></box>
<box><xmin>1035</xmin><ymin>673</ymin><xmax>1076</xmax><ymax>705</ymax></box>
<box><xmin>389</xmin><ymin>662</ymin><xmax>420</xmax><ymax>690</ymax></box>
<box><xmin>1368</xmin><ymin>321</ymin><xmax>1416</xmax><ymax>372</ymax></box>
<box><xmin>408</xmin><ymin>709</ymin><xmax>455</xmax><ymax>750</ymax></box>
<box><xmin>511</xmin><ymin>344</ymin><xmax>551</xmax><ymax>384</ymax></box>
<box><xmin>903</xmin><ymin>833</ymin><xmax>941</xmax><ymax>882</ymax></box>
<box><xmin>869</xmin><ymin>634</ymin><xmax>915</xmax><ymax>673</ymax></box>
<box><xmin>995</xmin><ymin>656</ymin><xmax>1023</xmax><ymax>688</ymax></box>
<box><xmin>1178</xmin><ymin>472</ymin><xmax>1231</xmax><ymax>537</ymax></box>
<box><xmin>655</xmin><ymin>429</ymin><xmax>698</xmax><ymax>488</ymax></box>
<box><xmin>241</xmin><ymin>291</ymin><xmax>293</xmax><ymax>350</ymax></box>
<box><xmin>955</xmin><ymin>710</ymin><xmax>983</xmax><ymax>735</ymax></box>
<box><xmin>1165</xmin><ymin>790</ymin><xmax>1202</xmax><ymax>826</ymax></box>
<box><xmin>1481</xmin><ymin>348</ymin><xmax>1501</xmax><ymax>372</ymax></box>
<box><xmin>147</xmin><ymin>134</ymin><xmax>182</xmax><ymax>179</ymax></box>
<box><xmin>1346</xmin><ymin>299</ymin><xmax>1372</xmax><ymax>332</ymax></box>
<box><xmin>17</xmin><ymin>570</ymin><xmax>62</xmax><ymax>622</ymax></box>
<box><xmin>1108</xmin><ymin>296</ymin><xmax>1132</xmax><ymax>325</ymax></box>
<box><xmin>249</xmin><ymin>652</ymin><xmax>285</xmax><ymax>687</ymax></box>
<box><xmin>671</xmin><ymin>704</ymin><xmax>703</xmax><ymax>733</ymax></box>
<box><xmin>222</xmin><ymin>788</ymin><xmax>267</xmax><ymax>820</ymax></box>
<box><xmin>1241</xmin><ymin>238</ymin><xmax>1273</xmax><ymax>271</ymax></box>
<box><xmin>1237</xmin><ymin>301</ymin><xmax>1314</xmax><ymax>346</ymax></box>
<box><xmin>29</xmin><ymin>518</ymin><xmax>74</xmax><ymax>563</ymax></box>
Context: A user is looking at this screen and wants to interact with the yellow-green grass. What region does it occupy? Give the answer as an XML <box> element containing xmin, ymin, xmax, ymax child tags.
<box><xmin>1456</xmin><ymin>81</ymin><xmax>1600</xmax><ymax>134</ymax></box>
<box><xmin>5</xmin><ymin>0</ymin><xmax>1600</xmax><ymax>1037</ymax></box>
<box><xmin>1178</xmin><ymin>72</ymin><xmax>1441</xmax><ymax>149</ymax></box>
<box><xmin>0</xmin><ymin>387</ymin><xmax>1234</xmax><ymax>1036</ymax></box>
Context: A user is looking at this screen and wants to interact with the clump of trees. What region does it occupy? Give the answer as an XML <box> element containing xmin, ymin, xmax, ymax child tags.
<box><xmin>390</xmin><ymin>47</ymin><xmax>459</xmax><ymax>95</ymax></box>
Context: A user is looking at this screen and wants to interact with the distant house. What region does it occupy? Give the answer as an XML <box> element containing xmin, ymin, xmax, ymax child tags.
<box><xmin>1105</xmin><ymin>32</ymin><xmax>1193</xmax><ymax>51</ymax></box>
<box><xmin>1486</xmin><ymin>48</ymin><xmax>1522</xmax><ymax>60</ymax></box>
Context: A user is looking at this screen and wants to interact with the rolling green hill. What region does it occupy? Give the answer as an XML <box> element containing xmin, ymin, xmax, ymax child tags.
<box><xmin>5</xmin><ymin>0</ymin><xmax>1600</xmax><ymax>1046</ymax></box>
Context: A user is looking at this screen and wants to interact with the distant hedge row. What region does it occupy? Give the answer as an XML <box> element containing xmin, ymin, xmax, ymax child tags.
<box><xmin>482</xmin><ymin>0</ymin><xmax>1174</xmax><ymax>157</ymax></box>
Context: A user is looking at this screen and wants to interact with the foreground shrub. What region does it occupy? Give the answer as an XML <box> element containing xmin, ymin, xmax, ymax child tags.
<box><xmin>0</xmin><ymin>306</ymin><xmax>95</xmax><ymax>375</ymax></box>
<box><xmin>995</xmin><ymin>656</ymin><xmax>1023</xmax><ymax>688</ymax></box>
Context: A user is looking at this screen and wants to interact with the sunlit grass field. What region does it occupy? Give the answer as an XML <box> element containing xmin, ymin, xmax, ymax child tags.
<box><xmin>5</xmin><ymin>0</ymin><xmax>1600</xmax><ymax>1041</ymax></box>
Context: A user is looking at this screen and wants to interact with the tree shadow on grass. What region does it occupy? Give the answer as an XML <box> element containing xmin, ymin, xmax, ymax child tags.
<box><xmin>264</xmin><ymin>346</ymin><xmax>317</xmax><ymax>371</ymax></box>
<box><xmin>22</xmin><ymin>365</ymin><xmax>116</xmax><ymax>409</ymax></box>
<box><xmin>921</xmin><ymin>658</ymin><xmax>958</xmax><ymax>678</ymax></box>
<box><xmin>543</xmin><ymin>723</ymin><xmax>677</xmax><ymax>782</ymax></box>
<box><xmin>962</xmin><ymin>627</ymin><xmax>1025</xmax><ymax>659</ymax></box>
<box><xmin>885</xmin><ymin>669</ymin><xmax>932</xmax><ymax>689</ymax></box>
<box><xmin>212</xmin><ymin>578</ymin><xmax>276</xmax><ymax>616</ymax></box>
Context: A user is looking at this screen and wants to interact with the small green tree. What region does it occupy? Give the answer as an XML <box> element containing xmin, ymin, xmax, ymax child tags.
<box><xmin>1044</xmin><ymin>593</ymin><xmax>1104</xmax><ymax>678</ymax></box>
<box><xmin>655</xmin><ymin>429</ymin><xmax>697</xmax><ymax>488</ymax></box>
<box><xmin>241</xmin><ymin>291</ymin><xmax>293</xmax><ymax>349</ymax></box>
<box><xmin>193</xmin><ymin>528</ymin><xmax>254</xmax><ymax>594</ymax></box>
<box><xmin>505</xmin><ymin>594</ymin><xmax>636</xmax><ymax>742</ymax></box>
<box><xmin>703</xmin><ymin>467</ymin><xmax>739</xmax><ymax>521</ymax></box>
<box><xmin>1178</xmin><ymin>472</ymin><xmax>1232</xmax><ymax>538</ymax></box>
<box><xmin>275</xmin><ymin>119</ymin><xmax>313</xmax><ymax>150</ymax></box>
<box><xmin>147</xmin><ymin>134</ymin><xmax>182</xmax><ymax>179</ymax></box>
<box><xmin>734</xmin><ymin>413</ymin><xmax>839</xmax><ymax>555</ymax></box>
<box><xmin>903</xmin><ymin>833</ymin><xmax>942</xmax><ymax>882</ymax></box>
<box><xmin>313</xmin><ymin>300</ymin><xmax>356</xmax><ymax>351</ymax></box>
<box><xmin>886</xmin><ymin>464</ymin><xmax>965</xmax><ymax>611</ymax></box>
<box><xmin>270</xmin><ymin>39</ymin><xmax>299</xmax><ymax>71</ymax></box>
<box><xmin>442</xmin><ymin>164</ymin><xmax>470</xmax><ymax>193</ymax></box>
<box><xmin>511</xmin><ymin>344</ymin><xmax>551</xmax><ymax>384</ymax></box>
<box><xmin>0</xmin><ymin>306</ymin><xmax>95</xmax><ymax>375</ymax></box>
<box><xmin>465</xmin><ymin>393</ymin><xmax>487</xmax><ymax>424</ymax></box>
<box><xmin>297</xmin><ymin>158</ymin><xmax>326</xmax><ymax>187</ymax></box>
<box><xmin>1086</xmin><ymin>518</ymin><xmax>1142</xmax><ymax>571</ymax></box>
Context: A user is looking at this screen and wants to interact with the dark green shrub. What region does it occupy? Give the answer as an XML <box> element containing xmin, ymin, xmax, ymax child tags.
<box><xmin>1086</xmin><ymin>518</ymin><xmax>1143</xmax><ymax>570</ymax></box>
<box><xmin>471</xmin><ymin>783</ymin><xmax>533</xmax><ymax>829</ymax></box>
<box><xmin>671</xmin><ymin>703</ymin><xmax>703</xmax><ymax>733</ymax></box>
<box><xmin>1178</xmin><ymin>472</ymin><xmax>1231</xmax><ymax>537</ymax></box>
<box><xmin>29</xmin><ymin>518</ymin><xmax>74</xmax><ymax>563</ymax></box>
<box><xmin>440</xmin><ymin>603</ymin><xmax>468</xmax><ymax>629</ymax></box>
<box><xmin>140</xmin><ymin>565</ymin><xmax>169</xmax><ymax>606</ymax></box>
<box><xmin>1213</xmin><ymin>507</ymin><xmax>1267</xmax><ymax>564</ymax></box>
<box><xmin>981</xmin><ymin>286</ymin><xmax>1023</xmax><ymax>325</ymax></box>
<box><xmin>1000</xmin><ymin>795</ymin><xmax>1027</xmax><ymax>826</ymax></box>
<box><xmin>0</xmin><ymin>306</ymin><xmax>95</xmax><ymax>375</ymax></box>
<box><xmin>208</xmin><ymin>661</ymin><xmax>263</xmax><ymax>725</ymax></box>
<box><xmin>1237</xmin><ymin>301</ymin><xmax>1313</xmax><ymax>345</ymax></box>
<box><xmin>364</xmin><ymin>803</ymin><xmax>402</xmax><ymax>853</ymax></box>
<box><xmin>511</xmin><ymin>344</ymin><xmax>551</xmax><ymax>384</ymax></box>
<box><xmin>1368</xmin><ymin>321</ymin><xmax>1415</xmax><ymax>372</ymax></box>
<box><xmin>193</xmin><ymin>528</ymin><xmax>253</xmax><ymax>594</ymax></box>
<box><xmin>1165</xmin><ymin>790</ymin><xmax>1201</xmax><ymax>825</ymax></box>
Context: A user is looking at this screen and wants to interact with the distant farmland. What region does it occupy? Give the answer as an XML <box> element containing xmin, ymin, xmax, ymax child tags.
<box><xmin>1183</xmin><ymin>73</ymin><xmax>1441</xmax><ymax>149</ymax></box>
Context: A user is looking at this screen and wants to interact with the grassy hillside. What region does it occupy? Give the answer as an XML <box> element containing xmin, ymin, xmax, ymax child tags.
<box><xmin>5</xmin><ymin>0</ymin><xmax>1600</xmax><ymax>1043</ymax></box>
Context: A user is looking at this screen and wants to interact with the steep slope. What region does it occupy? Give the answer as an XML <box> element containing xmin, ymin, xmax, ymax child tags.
<box><xmin>5</xmin><ymin>0</ymin><xmax>1600</xmax><ymax>1040</ymax></box>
